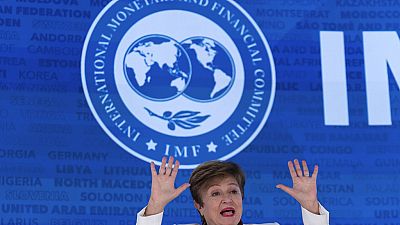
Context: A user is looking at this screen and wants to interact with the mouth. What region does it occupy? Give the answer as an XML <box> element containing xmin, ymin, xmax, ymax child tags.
<box><xmin>220</xmin><ymin>207</ymin><xmax>235</xmax><ymax>217</ymax></box>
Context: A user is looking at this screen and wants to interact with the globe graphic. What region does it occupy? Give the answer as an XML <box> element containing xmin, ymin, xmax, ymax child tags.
<box><xmin>124</xmin><ymin>35</ymin><xmax>191</xmax><ymax>101</ymax></box>
<box><xmin>181</xmin><ymin>37</ymin><xmax>235</xmax><ymax>102</ymax></box>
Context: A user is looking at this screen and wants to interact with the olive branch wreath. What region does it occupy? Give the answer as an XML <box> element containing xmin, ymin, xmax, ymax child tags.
<box><xmin>144</xmin><ymin>107</ymin><xmax>210</xmax><ymax>130</ymax></box>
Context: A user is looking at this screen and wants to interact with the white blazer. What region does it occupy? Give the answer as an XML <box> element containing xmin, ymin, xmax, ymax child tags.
<box><xmin>136</xmin><ymin>203</ymin><xmax>329</xmax><ymax>225</ymax></box>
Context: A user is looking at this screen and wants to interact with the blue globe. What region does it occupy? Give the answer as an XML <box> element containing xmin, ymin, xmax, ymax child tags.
<box><xmin>124</xmin><ymin>35</ymin><xmax>191</xmax><ymax>101</ymax></box>
<box><xmin>181</xmin><ymin>37</ymin><xmax>234</xmax><ymax>102</ymax></box>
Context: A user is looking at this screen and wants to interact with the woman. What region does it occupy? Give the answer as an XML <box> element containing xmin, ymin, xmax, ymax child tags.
<box><xmin>136</xmin><ymin>156</ymin><xmax>329</xmax><ymax>225</ymax></box>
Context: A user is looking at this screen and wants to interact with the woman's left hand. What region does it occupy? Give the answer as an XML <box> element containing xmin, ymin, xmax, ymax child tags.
<box><xmin>276</xmin><ymin>159</ymin><xmax>320</xmax><ymax>214</ymax></box>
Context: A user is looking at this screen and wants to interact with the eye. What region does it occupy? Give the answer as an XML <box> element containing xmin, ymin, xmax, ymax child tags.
<box><xmin>211</xmin><ymin>192</ymin><xmax>220</xmax><ymax>197</ymax></box>
<box><xmin>231</xmin><ymin>190</ymin><xmax>238</xmax><ymax>194</ymax></box>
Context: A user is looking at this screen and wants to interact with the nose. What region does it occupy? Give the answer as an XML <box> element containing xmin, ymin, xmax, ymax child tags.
<box><xmin>222</xmin><ymin>193</ymin><xmax>234</xmax><ymax>203</ymax></box>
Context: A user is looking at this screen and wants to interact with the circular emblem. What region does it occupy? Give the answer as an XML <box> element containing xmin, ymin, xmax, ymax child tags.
<box><xmin>81</xmin><ymin>0</ymin><xmax>276</xmax><ymax>168</ymax></box>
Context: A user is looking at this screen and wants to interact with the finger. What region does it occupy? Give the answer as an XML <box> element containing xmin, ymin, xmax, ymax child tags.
<box><xmin>276</xmin><ymin>184</ymin><xmax>295</xmax><ymax>198</ymax></box>
<box><xmin>302</xmin><ymin>160</ymin><xmax>310</xmax><ymax>177</ymax></box>
<box><xmin>166</xmin><ymin>156</ymin><xmax>174</xmax><ymax>176</ymax></box>
<box><xmin>159</xmin><ymin>156</ymin><xmax>167</xmax><ymax>175</ymax></box>
<box><xmin>174</xmin><ymin>183</ymin><xmax>190</xmax><ymax>197</ymax></box>
<box><xmin>288</xmin><ymin>161</ymin><xmax>297</xmax><ymax>179</ymax></box>
<box><xmin>294</xmin><ymin>159</ymin><xmax>303</xmax><ymax>176</ymax></box>
<box><xmin>150</xmin><ymin>162</ymin><xmax>157</xmax><ymax>177</ymax></box>
<box><xmin>311</xmin><ymin>165</ymin><xmax>319</xmax><ymax>179</ymax></box>
<box><xmin>171</xmin><ymin>160</ymin><xmax>180</xmax><ymax>179</ymax></box>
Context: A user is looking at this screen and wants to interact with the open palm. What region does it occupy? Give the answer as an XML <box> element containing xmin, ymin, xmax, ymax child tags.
<box><xmin>277</xmin><ymin>159</ymin><xmax>320</xmax><ymax>214</ymax></box>
<box><xmin>145</xmin><ymin>156</ymin><xmax>190</xmax><ymax>216</ymax></box>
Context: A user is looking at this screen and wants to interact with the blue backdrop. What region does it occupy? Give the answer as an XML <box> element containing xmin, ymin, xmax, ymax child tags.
<box><xmin>0</xmin><ymin>0</ymin><xmax>399</xmax><ymax>224</ymax></box>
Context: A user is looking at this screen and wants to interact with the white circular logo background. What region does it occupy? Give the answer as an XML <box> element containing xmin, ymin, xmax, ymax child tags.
<box><xmin>115</xmin><ymin>10</ymin><xmax>244</xmax><ymax>137</ymax></box>
<box><xmin>82</xmin><ymin>0</ymin><xmax>276</xmax><ymax>168</ymax></box>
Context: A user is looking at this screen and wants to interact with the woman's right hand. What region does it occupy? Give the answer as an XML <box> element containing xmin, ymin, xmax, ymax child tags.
<box><xmin>145</xmin><ymin>156</ymin><xmax>190</xmax><ymax>216</ymax></box>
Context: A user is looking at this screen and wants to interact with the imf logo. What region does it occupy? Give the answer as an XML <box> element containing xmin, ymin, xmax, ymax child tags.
<box><xmin>81</xmin><ymin>0</ymin><xmax>276</xmax><ymax>168</ymax></box>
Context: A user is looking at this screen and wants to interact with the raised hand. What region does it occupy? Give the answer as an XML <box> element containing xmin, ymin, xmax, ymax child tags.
<box><xmin>276</xmin><ymin>159</ymin><xmax>320</xmax><ymax>214</ymax></box>
<box><xmin>145</xmin><ymin>156</ymin><xmax>190</xmax><ymax>216</ymax></box>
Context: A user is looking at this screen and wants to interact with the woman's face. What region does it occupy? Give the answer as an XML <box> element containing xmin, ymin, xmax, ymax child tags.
<box><xmin>195</xmin><ymin>175</ymin><xmax>243</xmax><ymax>225</ymax></box>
